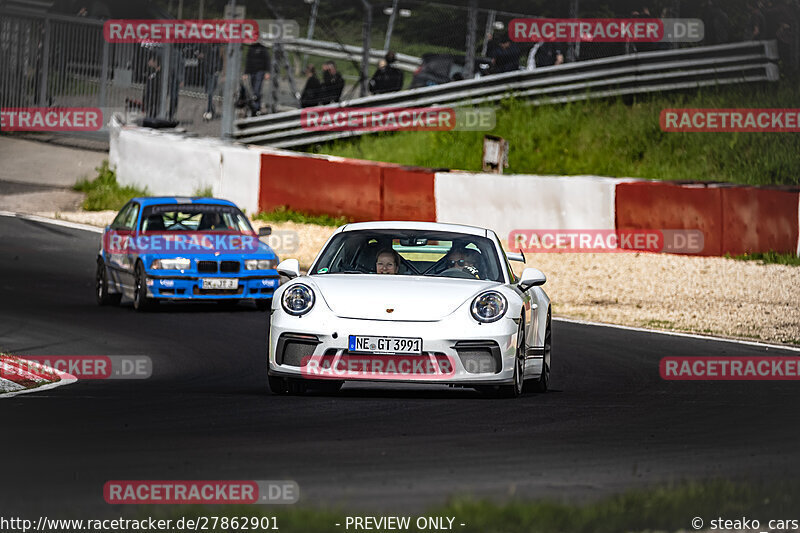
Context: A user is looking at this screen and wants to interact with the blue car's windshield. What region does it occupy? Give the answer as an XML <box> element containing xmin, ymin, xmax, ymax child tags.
<box><xmin>312</xmin><ymin>229</ymin><xmax>504</xmax><ymax>282</ymax></box>
<box><xmin>140</xmin><ymin>204</ymin><xmax>253</xmax><ymax>233</ymax></box>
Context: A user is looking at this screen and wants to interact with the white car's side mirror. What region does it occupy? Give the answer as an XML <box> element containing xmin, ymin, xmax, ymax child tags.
<box><xmin>277</xmin><ymin>258</ymin><xmax>300</xmax><ymax>279</ymax></box>
<box><xmin>518</xmin><ymin>267</ymin><xmax>546</xmax><ymax>291</ymax></box>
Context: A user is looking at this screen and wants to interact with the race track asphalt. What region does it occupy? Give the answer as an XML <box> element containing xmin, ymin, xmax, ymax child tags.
<box><xmin>2</xmin><ymin>215</ymin><xmax>799</xmax><ymax>517</ymax></box>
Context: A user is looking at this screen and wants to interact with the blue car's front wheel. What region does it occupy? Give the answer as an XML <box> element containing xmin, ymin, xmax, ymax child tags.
<box><xmin>96</xmin><ymin>258</ymin><xmax>121</xmax><ymax>307</ymax></box>
<box><xmin>133</xmin><ymin>262</ymin><xmax>156</xmax><ymax>312</ymax></box>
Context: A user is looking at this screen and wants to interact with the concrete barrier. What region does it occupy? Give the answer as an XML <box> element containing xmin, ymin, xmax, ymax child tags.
<box><xmin>381</xmin><ymin>167</ymin><xmax>436</xmax><ymax>221</ymax></box>
<box><xmin>109</xmin><ymin>119</ymin><xmax>260</xmax><ymax>214</ymax></box>
<box><xmin>615</xmin><ymin>182</ymin><xmax>724</xmax><ymax>256</ymax></box>
<box><xmin>259</xmin><ymin>152</ymin><xmax>382</xmax><ymax>221</ymax></box>
<box><xmin>435</xmin><ymin>172</ymin><xmax>630</xmax><ymax>241</ymax></box>
<box><xmin>721</xmin><ymin>186</ymin><xmax>799</xmax><ymax>256</ymax></box>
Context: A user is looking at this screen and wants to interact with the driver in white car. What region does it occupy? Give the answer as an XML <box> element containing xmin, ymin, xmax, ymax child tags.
<box><xmin>375</xmin><ymin>248</ymin><xmax>400</xmax><ymax>274</ymax></box>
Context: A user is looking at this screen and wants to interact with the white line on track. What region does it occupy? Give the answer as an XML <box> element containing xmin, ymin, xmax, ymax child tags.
<box><xmin>3</xmin><ymin>210</ymin><xmax>798</xmax><ymax>353</ymax></box>
<box><xmin>0</xmin><ymin>211</ymin><xmax>103</xmax><ymax>233</ymax></box>
<box><xmin>554</xmin><ymin>316</ymin><xmax>800</xmax><ymax>353</ymax></box>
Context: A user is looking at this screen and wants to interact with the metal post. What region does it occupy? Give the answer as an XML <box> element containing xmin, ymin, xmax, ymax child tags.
<box><xmin>221</xmin><ymin>0</ymin><xmax>241</xmax><ymax>138</ymax></box>
<box><xmin>178</xmin><ymin>0</ymin><xmax>184</xmax><ymax>19</ymax></box>
<box><xmin>38</xmin><ymin>16</ymin><xmax>50</xmax><ymax>106</ymax></box>
<box><xmin>567</xmin><ymin>0</ymin><xmax>578</xmax><ymax>62</ymax></box>
<box><xmin>384</xmin><ymin>0</ymin><xmax>398</xmax><ymax>52</ymax></box>
<box><xmin>465</xmin><ymin>0</ymin><xmax>477</xmax><ymax>78</ymax></box>
<box><xmin>158</xmin><ymin>43</ymin><xmax>171</xmax><ymax>120</ymax></box>
<box><xmin>360</xmin><ymin>0</ymin><xmax>372</xmax><ymax>97</ymax></box>
<box><xmin>99</xmin><ymin>39</ymin><xmax>109</xmax><ymax>109</ymax></box>
<box><xmin>480</xmin><ymin>9</ymin><xmax>495</xmax><ymax>57</ymax></box>
<box><xmin>300</xmin><ymin>0</ymin><xmax>319</xmax><ymax>67</ymax></box>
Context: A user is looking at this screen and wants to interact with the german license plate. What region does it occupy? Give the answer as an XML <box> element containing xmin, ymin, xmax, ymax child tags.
<box><xmin>349</xmin><ymin>335</ymin><xmax>422</xmax><ymax>354</ymax></box>
<box><xmin>201</xmin><ymin>278</ymin><xmax>238</xmax><ymax>290</ymax></box>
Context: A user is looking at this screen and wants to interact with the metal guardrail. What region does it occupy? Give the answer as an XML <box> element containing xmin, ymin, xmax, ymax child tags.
<box><xmin>234</xmin><ymin>40</ymin><xmax>780</xmax><ymax>148</ymax></box>
<box><xmin>264</xmin><ymin>37</ymin><xmax>422</xmax><ymax>73</ymax></box>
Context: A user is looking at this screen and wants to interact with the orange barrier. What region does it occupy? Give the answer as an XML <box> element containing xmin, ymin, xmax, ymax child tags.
<box><xmin>615</xmin><ymin>182</ymin><xmax>723</xmax><ymax>256</ymax></box>
<box><xmin>381</xmin><ymin>166</ymin><xmax>436</xmax><ymax>221</ymax></box>
<box><xmin>721</xmin><ymin>187</ymin><xmax>799</xmax><ymax>256</ymax></box>
<box><xmin>259</xmin><ymin>153</ymin><xmax>435</xmax><ymax>222</ymax></box>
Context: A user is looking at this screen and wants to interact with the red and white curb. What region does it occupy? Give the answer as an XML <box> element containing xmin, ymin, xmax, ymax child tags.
<box><xmin>0</xmin><ymin>355</ymin><xmax>77</xmax><ymax>398</ymax></box>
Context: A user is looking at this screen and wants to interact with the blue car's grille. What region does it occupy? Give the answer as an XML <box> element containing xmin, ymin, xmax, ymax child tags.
<box><xmin>197</xmin><ymin>261</ymin><xmax>217</xmax><ymax>273</ymax></box>
<box><xmin>220</xmin><ymin>260</ymin><xmax>240</xmax><ymax>273</ymax></box>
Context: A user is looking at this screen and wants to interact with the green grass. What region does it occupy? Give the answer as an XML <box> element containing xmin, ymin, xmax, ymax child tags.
<box><xmin>308</xmin><ymin>83</ymin><xmax>800</xmax><ymax>186</ymax></box>
<box><xmin>253</xmin><ymin>206</ymin><xmax>350</xmax><ymax>227</ymax></box>
<box><xmin>192</xmin><ymin>186</ymin><xmax>214</xmax><ymax>198</ymax></box>
<box><xmin>729</xmin><ymin>251</ymin><xmax>800</xmax><ymax>266</ymax></box>
<box><xmin>136</xmin><ymin>480</ymin><xmax>799</xmax><ymax>533</ymax></box>
<box><xmin>73</xmin><ymin>161</ymin><xmax>147</xmax><ymax>211</ymax></box>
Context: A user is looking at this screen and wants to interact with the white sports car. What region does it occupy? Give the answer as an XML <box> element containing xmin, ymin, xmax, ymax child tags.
<box><xmin>267</xmin><ymin>221</ymin><xmax>551</xmax><ymax>397</ymax></box>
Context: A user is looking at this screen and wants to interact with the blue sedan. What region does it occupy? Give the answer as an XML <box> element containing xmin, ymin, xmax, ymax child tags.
<box><xmin>96</xmin><ymin>197</ymin><xmax>279</xmax><ymax>311</ymax></box>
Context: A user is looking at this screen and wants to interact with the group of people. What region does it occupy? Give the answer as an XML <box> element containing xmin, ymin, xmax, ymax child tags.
<box><xmin>300</xmin><ymin>61</ymin><xmax>346</xmax><ymax>107</ymax></box>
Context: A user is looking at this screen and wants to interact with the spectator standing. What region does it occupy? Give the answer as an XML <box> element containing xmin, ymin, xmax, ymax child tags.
<box><xmin>533</xmin><ymin>42</ymin><xmax>564</xmax><ymax>67</ymax></box>
<box><xmin>747</xmin><ymin>1</ymin><xmax>768</xmax><ymax>39</ymax></box>
<box><xmin>703</xmin><ymin>0</ymin><xmax>730</xmax><ymax>44</ymax></box>
<box><xmin>167</xmin><ymin>45</ymin><xmax>185</xmax><ymax>121</ymax></box>
<box><xmin>300</xmin><ymin>64</ymin><xmax>322</xmax><ymax>108</ymax></box>
<box><xmin>369</xmin><ymin>52</ymin><xmax>405</xmax><ymax>94</ymax></box>
<box><xmin>487</xmin><ymin>34</ymin><xmax>521</xmax><ymax>73</ymax></box>
<box><xmin>200</xmin><ymin>44</ymin><xmax>222</xmax><ymax>120</ymax></box>
<box><xmin>320</xmin><ymin>61</ymin><xmax>345</xmax><ymax>103</ymax></box>
<box><xmin>244</xmin><ymin>42</ymin><xmax>271</xmax><ymax>115</ymax></box>
<box><xmin>142</xmin><ymin>53</ymin><xmax>161</xmax><ymax>119</ymax></box>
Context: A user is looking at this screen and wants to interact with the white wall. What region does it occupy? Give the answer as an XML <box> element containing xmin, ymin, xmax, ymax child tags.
<box><xmin>108</xmin><ymin>118</ymin><xmax>261</xmax><ymax>214</ymax></box>
<box><xmin>434</xmin><ymin>171</ymin><xmax>638</xmax><ymax>242</ymax></box>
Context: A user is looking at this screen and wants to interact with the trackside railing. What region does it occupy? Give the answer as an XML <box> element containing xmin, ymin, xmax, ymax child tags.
<box><xmin>233</xmin><ymin>40</ymin><xmax>779</xmax><ymax>148</ymax></box>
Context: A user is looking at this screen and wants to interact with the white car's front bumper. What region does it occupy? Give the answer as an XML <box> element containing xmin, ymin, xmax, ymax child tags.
<box><xmin>268</xmin><ymin>310</ymin><xmax>543</xmax><ymax>386</ymax></box>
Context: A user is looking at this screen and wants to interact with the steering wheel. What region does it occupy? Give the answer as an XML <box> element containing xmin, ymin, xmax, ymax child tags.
<box><xmin>439</xmin><ymin>267</ymin><xmax>478</xmax><ymax>279</ymax></box>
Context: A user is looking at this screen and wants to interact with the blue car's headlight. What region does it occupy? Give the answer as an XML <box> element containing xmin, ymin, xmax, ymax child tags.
<box><xmin>282</xmin><ymin>284</ymin><xmax>315</xmax><ymax>316</ymax></box>
<box><xmin>150</xmin><ymin>257</ymin><xmax>191</xmax><ymax>270</ymax></box>
<box><xmin>245</xmin><ymin>259</ymin><xmax>277</xmax><ymax>270</ymax></box>
<box><xmin>470</xmin><ymin>291</ymin><xmax>507</xmax><ymax>323</ymax></box>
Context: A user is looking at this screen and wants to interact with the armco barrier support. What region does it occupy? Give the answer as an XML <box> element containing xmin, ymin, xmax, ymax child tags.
<box><xmin>721</xmin><ymin>187</ymin><xmax>799</xmax><ymax>256</ymax></box>
<box><xmin>435</xmin><ymin>172</ymin><xmax>626</xmax><ymax>241</ymax></box>
<box><xmin>259</xmin><ymin>153</ymin><xmax>382</xmax><ymax>221</ymax></box>
<box><xmin>615</xmin><ymin>182</ymin><xmax>723</xmax><ymax>256</ymax></box>
<box><xmin>381</xmin><ymin>167</ymin><xmax>436</xmax><ymax>222</ymax></box>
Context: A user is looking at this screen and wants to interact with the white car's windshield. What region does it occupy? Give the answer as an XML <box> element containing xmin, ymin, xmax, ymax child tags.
<box><xmin>312</xmin><ymin>229</ymin><xmax>504</xmax><ymax>282</ymax></box>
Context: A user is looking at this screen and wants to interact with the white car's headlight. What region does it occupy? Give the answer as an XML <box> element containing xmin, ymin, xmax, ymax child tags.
<box><xmin>150</xmin><ymin>257</ymin><xmax>191</xmax><ymax>270</ymax></box>
<box><xmin>282</xmin><ymin>284</ymin><xmax>315</xmax><ymax>316</ymax></box>
<box><xmin>245</xmin><ymin>259</ymin><xmax>277</xmax><ymax>270</ymax></box>
<box><xmin>470</xmin><ymin>291</ymin><xmax>507</xmax><ymax>323</ymax></box>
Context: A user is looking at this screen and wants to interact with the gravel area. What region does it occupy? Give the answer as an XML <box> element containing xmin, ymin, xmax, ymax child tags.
<box><xmin>29</xmin><ymin>211</ymin><xmax>800</xmax><ymax>345</ymax></box>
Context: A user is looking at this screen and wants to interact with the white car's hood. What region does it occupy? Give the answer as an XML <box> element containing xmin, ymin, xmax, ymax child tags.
<box><xmin>309</xmin><ymin>274</ymin><xmax>499</xmax><ymax>321</ymax></box>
